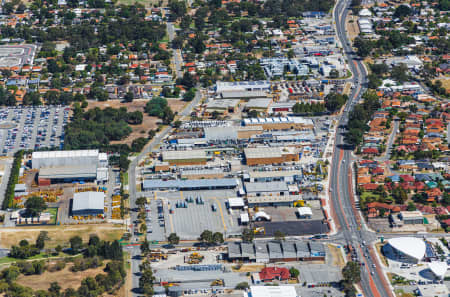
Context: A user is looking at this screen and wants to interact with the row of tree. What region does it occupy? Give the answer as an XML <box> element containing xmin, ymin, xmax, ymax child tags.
<box><xmin>2</xmin><ymin>150</ymin><xmax>23</xmax><ymax>209</ymax></box>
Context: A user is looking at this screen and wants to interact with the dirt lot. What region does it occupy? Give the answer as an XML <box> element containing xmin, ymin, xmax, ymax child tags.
<box><xmin>87</xmin><ymin>99</ymin><xmax>186</xmax><ymax>145</ymax></box>
<box><xmin>0</xmin><ymin>224</ymin><xmax>124</xmax><ymax>248</ymax></box>
<box><xmin>16</xmin><ymin>263</ymin><xmax>106</xmax><ymax>292</ymax></box>
<box><xmin>328</xmin><ymin>244</ymin><xmax>345</xmax><ymax>267</ymax></box>
<box><xmin>346</xmin><ymin>15</ymin><xmax>360</xmax><ymax>41</ymax></box>
<box><xmin>433</xmin><ymin>78</ymin><xmax>450</xmax><ymax>93</ymax></box>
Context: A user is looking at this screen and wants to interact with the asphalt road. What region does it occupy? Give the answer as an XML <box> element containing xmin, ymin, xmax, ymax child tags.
<box><xmin>167</xmin><ymin>23</ymin><xmax>183</xmax><ymax>79</ymax></box>
<box><xmin>128</xmin><ymin>90</ymin><xmax>202</xmax><ymax>296</ymax></box>
<box><xmin>331</xmin><ymin>0</ymin><xmax>393</xmax><ymax>296</ymax></box>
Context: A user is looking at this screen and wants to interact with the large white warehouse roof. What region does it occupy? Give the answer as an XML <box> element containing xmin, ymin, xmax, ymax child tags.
<box><xmin>73</xmin><ymin>191</ymin><xmax>105</xmax><ymax>212</ymax></box>
<box><xmin>247</xmin><ymin>286</ymin><xmax>298</xmax><ymax>297</ymax></box>
<box><xmin>32</xmin><ymin>150</ymin><xmax>99</xmax><ymax>159</ymax></box>
<box><xmin>388</xmin><ymin>237</ymin><xmax>426</xmax><ymax>261</ymax></box>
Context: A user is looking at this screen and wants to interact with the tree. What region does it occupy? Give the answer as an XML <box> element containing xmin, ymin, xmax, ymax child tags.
<box><xmin>55</xmin><ymin>245</ymin><xmax>62</xmax><ymax>254</ymax></box>
<box><xmin>235</xmin><ymin>282</ymin><xmax>249</xmax><ymax>290</ymax></box>
<box><xmin>49</xmin><ymin>282</ymin><xmax>61</xmax><ymax>296</ymax></box>
<box><xmin>141</xmin><ymin>239</ymin><xmax>150</xmax><ymax>255</ymax></box>
<box><xmin>35</xmin><ymin>231</ymin><xmax>50</xmax><ymax>250</ymax></box>
<box><xmin>140</xmin><ymin>223</ymin><xmax>147</xmax><ymax>234</ymax></box>
<box><xmin>391</xmin><ymin>64</ymin><xmax>408</xmax><ymax>83</ymax></box>
<box><xmin>124</xmin><ymin>91</ymin><xmax>134</xmax><ymax>103</ymax></box>
<box><xmin>274</xmin><ymin>230</ymin><xmax>285</xmax><ymax>241</ymax></box>
<box><xmin>325</xmin><ymin>93</ymin><xmax>348</xmax><ymax>112</ymax></box>
<box><xmin>289</xmin><ymin>267</ymin><xmax>300</xmax><ymax>279</ymax></box>
<box><xmin>342</xmin><ymin>261</ymin><xmax>361</xmax><ymax>284</ymax></box>
<box><xmin>2</xmin><ymin>266</ymin><xmax>20</xmax><ymax>283</ymax></box>
<box><xmin>24</xmin><ymin>196</ymin><xmax>46</xmax><ymax>218</ymax></box>
<box><xmin>168</xmin><ymin>233</ymin><xmax>180</xmax><ymax>245</ymax></box>
<box><xmin>213</xmin><ymin>232</ymin><xmax>224</xmax><ymax>244</ymax></box>
<box><xmin>241</xmin><ymin>229</ymin><xmax>254</xmax><ymax>243</ymax></box>
<box><xmin>407</xmin><ymin>201</ymin><xmax>416</xmax><ymax>211</ymax></box>
<box><xmin>183</xmin><ymin>88</ymin><xmax>196</xmax><ymax>101</ymax></box>
<box><xmin>199</xmin><ymin>230</ymin><xmax>214</xmax><ymax>244</ymax></box>
<box><xmin>69</xmin><ymin>236</ymin><xmax>83</xmax><ymax>254</ymax></box>
<box><xmin>136</xmin><ymin>197</ymin><xmax>147</xmax><ymax>208</ymax></box>
<box><xmin>393</xmin><ymin>4</ymin><xmax>412</xmax><ymax>18</ymax></box>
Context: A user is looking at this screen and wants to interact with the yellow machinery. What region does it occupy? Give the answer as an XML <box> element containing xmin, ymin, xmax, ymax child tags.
<box><xmin>253</xmin><ymin>227</ymin><xmax>265</xmax><ymax>235</ymax></box>
<box><xmin>294</xmin><ymin>200</ymin><xmax>305</xmax><ymax>207</ymax></box>
<box><xmin>211</xmin><ymin>279</ymin><xmax>224</xmax><ymax>286</ymax></box>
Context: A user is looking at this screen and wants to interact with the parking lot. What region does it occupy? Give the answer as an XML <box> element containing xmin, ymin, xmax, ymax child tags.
<box><xmin>144</xmin><ymin>191</ymin><xmax>243</xmax><ymax>240</ymax></box>
<box><xmin>0</xmin><ymin>106</ymin><xmax>69</xmax><ymax>156</ymax></box>
<box><xmin>0</xmin><ymin>45</ymin><xmax>36</xmax><ymax>68</ymax></box>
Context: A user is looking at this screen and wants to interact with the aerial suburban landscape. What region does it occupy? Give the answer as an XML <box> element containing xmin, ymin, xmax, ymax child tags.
<box><xmin>0</xmin><ymin>0</ymin><xmax>448</xmax><ymax>295</ymax></box>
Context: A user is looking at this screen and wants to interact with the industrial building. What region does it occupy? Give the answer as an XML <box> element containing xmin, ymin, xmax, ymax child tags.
<box><xmin>245</xmin><ymin>181</ymin><xmax>289</xmax><ymax>197</ymax></box>
<box><xmin>215</xmin><ymin>81</ymin><xmax>271</xmax><ymax>99</ymax></box>
<box><xmin>32</xmin><ymin>150</ymin><xmax>105</xmax><ymax>169</ymax></box>
<box><xmin>205</xmin><ymin>99</ymin><xmax>240</xmax><ymax>116</ymax></box>
<box><xmin>244</xmin><ymin>147</ymin><xmax>299</xmax><ymax>166</ymax></box>
<box><xmin>245</xmin><ymin>170</ymin><xmax>303</xmax><ymax>183</ymax></box>
<box><xmin>242</xmin><ymin>117</ymin><xmax>314</xmax><ymax>130</ymax></box>
<box><xmin>32</xmin><ymin>150</ymin><xmax>108</xmax><ymax>184</ymax></box>
<box><xmin>245</xmin><ymin>286</ymin><xmax>298</xmax><ymax>297</ymax></box>
<box><xmin>162</xmin><ymin>150</ymin><xmax>207</xmax><ymax>165</ymax></box>
<box><xmin>227</xmin><ymin>240</ymin><xmax>326</xmax><ymax>263</ymax></box>
<box><xmin>71</xmin><ymin>191</ymin><xmax>105</xmax><ymax>216</ymax></box>
<box><xmin>142</xmin><ymin>178</ymin><xmax>238</xmax><ymax>191</ymax></box>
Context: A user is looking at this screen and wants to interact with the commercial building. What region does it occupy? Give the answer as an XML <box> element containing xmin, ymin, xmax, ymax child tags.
<box><xmin>245</xmin><ymin>181</ymin><xmax>289</xmax><ymax>197</ymax></box>
<box><xmin>227</xmin><ymin>240</ymin><xmax>326</xmax><ymax>263</ymax></box>
<box><xmin>428</xmin><ymin>262</ymin><xmax>448</xmax><ymax>280</ymax></box>
<box><xmin>242</xmin><ymin>117</ymin><xmax>314</xmax><ymax>130</ymax></box>
<box><xmin>246</xmin><ymin>286</ymin><xmax>298</xmax><ymax>297</ymax></box>
<box><xmin>161</xmin><ymin>150</ymin><xmax>207</xmax><ymax>165</ymax></box>
<box><xmin>72</xmin><ymin>191</ymin><xmax>105</xmax><ymax>216</ymax></box>
<box><xmin>399</xmin><ymin>211</ymin><xmax>424</xmax><ymax>224</ymax></box>
<box><xmin>246</xmin><ymin>170</ymin><xmax>303</xmax><ymax>183</ymax></box>
<box><xmin>215</xmin><ymin>81</ymin><xmax>271</xmax><ymax>99</ymax></box>
<box><xmin>142</xmin><ymin>178</ymin><xmax>238</xmax><ymax>191</ymax></box>
<box><xmin>384</xmin><ymin>237</ymin><xmax>426</xmax><ymax>263</ymax></box>
<box><xmin>32</xmin><ymin>150</ymin><xmax>108</xmax><ymax>184</ymax></box>
<box><xmin>244</xmin><ymin>147</ymin><xmax>299</xmax><ymax>166</ymax></box>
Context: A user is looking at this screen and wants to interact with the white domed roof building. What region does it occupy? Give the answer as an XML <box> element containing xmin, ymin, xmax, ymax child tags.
<box><xmin>384</xmin><ymin>237</ymin><xmax>426</xmax><ymax>263</ymax></box>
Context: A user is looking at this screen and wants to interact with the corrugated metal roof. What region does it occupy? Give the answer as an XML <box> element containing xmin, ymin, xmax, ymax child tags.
<box><xmin>73</xmin><ymin>191</ymin><xmax>105</xmax><ymax>211</ymax></box>
<box><xmin>33</xmin><ymin>150</ymin><xmax>99</xmax><ymax>159</ymax></box>
<box><xmin>143</xmin><ymin>178</ymin><xmax>238</xmax><ymax>190</ymax></box>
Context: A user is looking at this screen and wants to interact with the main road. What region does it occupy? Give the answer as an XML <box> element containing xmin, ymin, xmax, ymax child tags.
<box><xmin>331</xmin><ymin>0</ymin><xmax>393</xmax><ymax>297</ymax></box>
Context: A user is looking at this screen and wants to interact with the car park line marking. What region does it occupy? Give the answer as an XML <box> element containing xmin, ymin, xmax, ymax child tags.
<box><xmin>213</xmin><ymin>197</ymin><xmax>227</xmax><ymax>232</ymax></box>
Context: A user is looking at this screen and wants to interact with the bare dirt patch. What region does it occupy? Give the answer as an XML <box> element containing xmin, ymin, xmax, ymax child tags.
<box><xmin>0</xmin><ymin>224</ymin><xmax>124</xmax><ymax>249</ymax></box>
<box><xmin>87</xmin><ymin>98</ymin><xmax>185</xmax><ymax>145</ymax></box>
<box><xmin>328</xmin><ymin>244</ymin><xmax>345</xmax><ymax>267</ymax></box>
<box><xmin>433</xmin><ymin>78</ymin><xmax>450</xmax><ymax>93</ymax></box>
<box><xmin>16</xmin><ymin>263</ymin><xmax>106</xmax><ymax>291</ymax></box>
<box><xmin>346</xmin><ymin>15</ymin><xmax>360</xmax><ymax>42</ymax></box>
